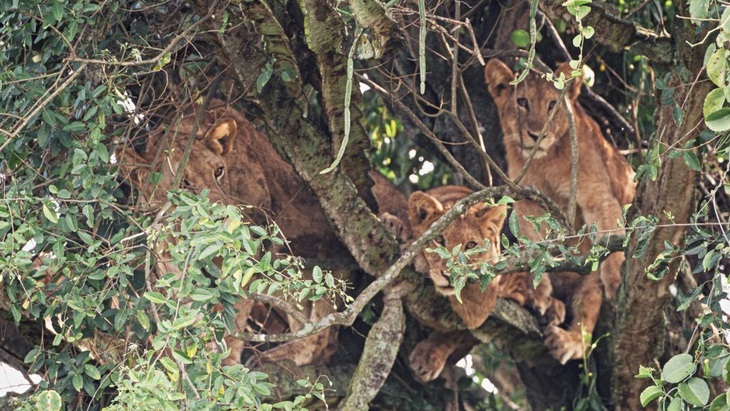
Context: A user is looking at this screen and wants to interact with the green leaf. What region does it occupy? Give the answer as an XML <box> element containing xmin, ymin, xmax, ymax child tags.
<box><xmin>84</xmin><ymin>364</ymin><xmax>101</xmax><ymax>380</ymax></box>
<box><xmin>496</xmin><ymin>196</ymin><xmax>515</xmax><ymax>205</ymax></box>
<box><xmin>42</xmin><ymin>203</ymin><xmax>58</xmax><ymax>224</ymax></box>
<box><xmin>661</xmin><ymin>353</ymin><xmax>696</xmax><ymax>383</ymax></box>
<box><xmin>683</xmin><ymin>151</ymin><xmax>702</xmax><ymax>171</ymax></box>
<box><xmin>36</xmin><ymin>390</ymin><xmax>62</xmax><ymax>411</ymax></box>
<box><xmin>256</xmin><ymin>63</ymin><xmax>273</xmax><ymax>94</ymax></box>
<box><xmin>189</xmin><ymin>288</ymin><xmax>214</xmax><ymax>302</ymax></box>
<box><xmin>575</xmin><ymin>5</ymin><xmax>591</xmax><ymax>19</ymax></box>
<box><xmin>72</xmin><ymin>373</ymin><xmax>83</xmax><ymax>392</ymax></box>
<box><xmin>666</xmin><ymin>396</ymin><xmax>682</xmax><ymax>411</ymax></box>
<box><xmin>136</xmin><ymin>310</ymin><xmax>150</xmax><ymax>331</ymax></box>
<box><xmin>640</xmin><ymin>385</ymin><xmax>663</xmax><ymax>407</ymax></box>
<box><xmin>678</xmin><ymin>377</ymin><xmax>710</xmax><ymax>406</ymax></box>
<box><xmin>51</xmin><ymin>2</ymin><xmax>64</xmax><ymax>23</ymax></box>
<box><xmin>722</xmin><ymin>6</ymin><xmax>730</xmax><ymax>31</ymax></box>
<box><xmin>572</xmin><ymin>34</ymin><xmax>582</xmax><ymax>48</ymax></box>
<box><xmin>144</xmin><ymin>291</ymin><xmax>168</xmax><ymax>304</ymax></box>
<box><xmin>312</xmin><ymin>266</ymin><xmax>323</xmax><ymax>283</ymax></box>
<box><xmin>508</xmin><ymin>210</ymin><xmax>521</xmax><ymax>239</ymax></box>
<box><xmin>689</xmin><ymin>0</ymin><xmax>710</xmax><ymax>23</ymax></box>
<box><xmin>707</xmin><ymin>50</ymin><xmax>727</xmax><ymax>87</ymax></box>
<box><xmin>160</xmin><ymin>357</ymin><xmax>178</xmax><ymax>374</ymax></box>
<box><xmin>705</xmin><ymin>43</ymin><xmax>717</xmax><ymax>68</ymax></box>
<box><xmin>198</xmin><ymin>243</ymin><xmax>220</xmax><ymax>260</ymax></box>
<box><xmin>710</xmin><ymin>394</ymin><xmax>730</xmax><ymax>411</ymax></box>
<box><xmin>171</xmin><ymin>349</ymin><xmax>193</xmax><ymax>365</ymax></box>
<box><xmin>635</xmin><ymin>364</ymin><xmax>654</xmax><ymax>379</ymax></box>
<box><xmin>706</xmin><ymin>108</ymin><xmax>730</xmax><ymax>132</ymax></box>
<box><xmin>673</xmin><ymin>105</ymin><xmax>684</xmax><ymax>126</ymax></box>
<box><xmin>511</xmin><ymin>29</ymin><xmax>530</xmax><ymax>48</ymax></box>
<box><xmin>172</xmin><ymin>314</ymin><xmax>197</xmax><ymax>330</ymax></box>
<box><xmin>581</xmin><ymin>26</ymin><xmax>594</xmax><ymax>39</ymax></box>
<box><xmin>704</xmin><ymin>88</ymin><xmax>726</xmax><ymax>117</ymax></box>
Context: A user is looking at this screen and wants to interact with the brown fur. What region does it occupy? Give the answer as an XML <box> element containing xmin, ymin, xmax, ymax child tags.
<box><xmin>118</xmin><ymin>100</ymin><xmax>347</xmax><ymax>367</ymax></box>
<box><xmin>405</xmin><ymin>186</ymin><xmax>557</xmax><ymax>381</ymax></box>
<box><xmin>485</xmin><ymin>59</ymin><xmax>636</xmax><ymax>363</ymax></box>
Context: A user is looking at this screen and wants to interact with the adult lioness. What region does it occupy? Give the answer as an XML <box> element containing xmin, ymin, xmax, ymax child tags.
<box><xmin>119</xmin><ymin>100</ymin><xmax>347</xmax><ymax>367</ymax></box>
<box><xmin>405</xmin><ymin>186</ymin><xmax>557</xmax><ymax>381</ymax></box>
<box><xmin>485</xmin><ymin>59</ymin><xmax>636</xmax><ymax>363</ymax></box>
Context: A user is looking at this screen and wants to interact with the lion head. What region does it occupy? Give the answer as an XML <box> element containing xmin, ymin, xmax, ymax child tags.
<box><xmin>407</xmin><ymin>186</ymin><xmax>506</xmax><ymax>296</ymax></box>
<box><xmin>485</xmin><ymin>59</ymin><xmax>582</xmax><ymax>159</ymax></box>
<box><xmin>118</xmin><ymin>100</ymin><xmax>271</xmax><ymax>211</ymax></box>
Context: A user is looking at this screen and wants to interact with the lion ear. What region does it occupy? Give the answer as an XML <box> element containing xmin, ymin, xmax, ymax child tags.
<box><xmin>555</xmin><ymin>62</ymin><xmax>582</xmax><ymax>99</ymax></box>
<box><xmin>485</xmin><ymin>59</ymin><xmax>514</xmax><ymax>99</ymax></box>
<box><xmin>408</xmin><ymin>191</ymin><xmax>444</xmax><ymax>227</ymax></box>
<box><xmin>475</xmin><ymin>204</ymin><xmax>507</xmax><ymax>233</ymax></box>
<box><xmin>116</xmin><ymin>147</ymin><xmax>151</xmax><ymax>189</ymax></box>
<box><xmin>205</xmin><ymin>119</ymin><xmax>237</xmax><ymax>156</ymax></box>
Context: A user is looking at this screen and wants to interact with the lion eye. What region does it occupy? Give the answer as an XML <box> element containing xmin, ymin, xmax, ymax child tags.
<box><xmin>465</xmin><ymin>241</ymin><xmax>478</xmax><ymax>250</ymax></box>
<box><xmin>214</xmin><ymin>166</ymin><xmax>225</xmax><ymax>180</ymax></box>
<box><xmin>434</xmin><ymin>235</ymin><xmax>445</xmax><ymax>246</ymax></box>
<box><xmin>516</xmin><ymin>98</ymin><xmax>529</xmax><ymax>110</ymax></box>
<box><xmin>182</xmin><ymin>179</ymin><xmax>192</xmax><ymax>189</ymax></box>
<box><xmin>548</xmin><ymin>100</ymin><xmax>557</xmax><ymax>111</ymax></box>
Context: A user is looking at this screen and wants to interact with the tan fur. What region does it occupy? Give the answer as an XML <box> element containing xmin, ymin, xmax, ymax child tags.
<box><xmin>485</xmin><ymin>59</ymin><xmax>636</xmax><ymax>363</ymax></box>
<box><xmin>118</xmin><ymin>100</ymin><xmax>345</xmax><ymax>367</ymax></box>
<box><xmin>405</xmin><ymin>186</ymin><xmax>557</xmax><ymax>381</ymax></box>
<box><xmin>370</xmin><ymin>170</ymin><xmax>412</xmax><ymax>243</ymax></box>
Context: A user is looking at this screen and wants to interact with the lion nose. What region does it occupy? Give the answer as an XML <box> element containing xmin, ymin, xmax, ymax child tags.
<box><xmin>527</xmin><ymin>131</ymin><xmax>539</xmax><ymax>141</ymax></box>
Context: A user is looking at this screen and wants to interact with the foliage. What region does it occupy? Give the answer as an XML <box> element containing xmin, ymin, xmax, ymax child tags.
<box><xmin>0</xmin><ymin>1</ymin><xmax>340</xmax><ymax>408</ymax></box>
<box><xmin>365</xmin><ymin>90</ymin><xmax>453</xmax><ymax>192</ymax></box>
<box><xmin>1</xmin><ymin>0</ymin><xmax>729</xmax><ymax>408</ymax></box>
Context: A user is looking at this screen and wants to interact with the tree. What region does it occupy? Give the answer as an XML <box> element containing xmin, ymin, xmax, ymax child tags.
<box><xmin>0</xmin><ymin>0</ymin><xmax>728</xmax><ymax>409</ymax></box>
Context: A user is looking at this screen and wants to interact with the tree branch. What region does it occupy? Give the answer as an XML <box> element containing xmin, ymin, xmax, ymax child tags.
<box><xmin>539</xmin><ymin>0</ymin><xmax>673</xmax><ymax>63</ymax></box>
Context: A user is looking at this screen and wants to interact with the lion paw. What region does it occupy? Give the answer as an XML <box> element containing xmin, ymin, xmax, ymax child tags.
<box><xmin>545</xmin><ymin>326</ymin><xmax>586</xmax><ymax>365</ymax></box>
<box><xmin>409</xmin><ymin>341</ymin><xmax>448</xmax><ymax>383</ymax></box>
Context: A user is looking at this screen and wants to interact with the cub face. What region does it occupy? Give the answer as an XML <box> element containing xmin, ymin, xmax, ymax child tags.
<box><xmin>485</xmin><ymin>59</ymin><xmax>582</xmax><ymax>159</ymax></box>
<box><xmin>408</xmin><ymin>186</ymin><xmax>506</xmax><ymax>296</ymax></box>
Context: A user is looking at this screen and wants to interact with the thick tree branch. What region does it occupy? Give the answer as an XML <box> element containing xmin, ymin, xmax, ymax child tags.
<box><xmin>540</xmin><ymin>0</ymin><xmax>674</xmax><ymax>63</ymax></box>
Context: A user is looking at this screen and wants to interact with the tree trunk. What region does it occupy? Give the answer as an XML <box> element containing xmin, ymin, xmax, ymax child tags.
<box><xmin>611</xmin><ymin>0</ymin><xmax>709</xmax><ymax>406</ymax></box>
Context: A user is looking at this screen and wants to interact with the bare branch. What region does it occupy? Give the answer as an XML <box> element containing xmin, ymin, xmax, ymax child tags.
<box><xmin>564</xmin><ymin>93</ymin><xmax>579</xmax><ymax>227</ymax></box>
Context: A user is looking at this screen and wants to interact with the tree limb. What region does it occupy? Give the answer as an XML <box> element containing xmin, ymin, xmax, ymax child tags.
<box><xmin>540</xmin><ymin>0</ymin><xmax>673</xmax><ymax>63</ymax></box>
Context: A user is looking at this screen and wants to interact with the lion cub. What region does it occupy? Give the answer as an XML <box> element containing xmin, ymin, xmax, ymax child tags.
<box><xmin>406</xmin><ymin>186</ymin><xmax>556</xmax><ymax>381</ymax></box>
<box><xmin>485</xmin><ymin>59</ymin><xmax>636</xmax><ymax>363</ymax></box>
<box><xmin>119</xmin><ymin>100</ymin><xmax>343</xmax><ymax>368</ymax></box>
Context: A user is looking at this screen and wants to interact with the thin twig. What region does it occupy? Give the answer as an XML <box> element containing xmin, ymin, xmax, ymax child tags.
<box><xmin>513</xmin><ymin>85</ymin><xmax>567</xmax><ymax>185</ymax></box>
<box><xmin>248</xmin><ymin>293</ymin><xmax>309</xmax><ymax>325</ymax></box>
<box><xmin>68</xmin><ymin>1</ymin><xmax>217</xmax><ymax>67</ymax></box>
<box><xmin>563</xmin><ymin>94</ymin><xmax>579</xmax><ymax>228</ymax></box>
<box><xmin>230</xmin><ymin>188</ymin><xmax>506</xmax><ymax>343</ymax></box>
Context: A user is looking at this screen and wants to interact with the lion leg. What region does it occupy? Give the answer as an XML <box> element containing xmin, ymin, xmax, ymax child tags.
<box><xmin>545</xmin><ymin>274</ymin><xmax>602</xmax><ymax>364</ymax></box>
<box><xmin>409</xmin><ymin>330</ymin><xmax>478</xmax><ymax>383</ymax></box>
<box><xmin>600</xmin><ymin>250</ymin><xmax>624</xmax><ymax>300</ymax></box>
<box><xmin>251</xmin><ymin>327</ymin><xmax>338</xmax><ymax>367</ymax></box>
<box><xmin>251</xmin><ymin>298</ymin><xmax>338</xmax><ymax>367</ymax></box>
<box><xmin>222</xmin><ymin>298</ymin><xmax>255</xmax><ymax>366</ymax></box>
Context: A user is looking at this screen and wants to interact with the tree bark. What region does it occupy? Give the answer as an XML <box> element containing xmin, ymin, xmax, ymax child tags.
<box><xmin>611</xmin><ymin>0</ymin><xmax>709</xmax><ymax>406</ymax></box>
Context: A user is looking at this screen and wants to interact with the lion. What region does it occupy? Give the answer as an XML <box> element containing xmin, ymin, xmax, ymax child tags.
<box><xmin>404</xmin><ymin>185</ymin><xmax>558</xmax><ymax>382</ymax></box>
<box><xmin>118</xmin><ymin>100</ymin><xmax>348</xmax><ymax>367</ymax></box>
<box><xmin>485</xmin><ymin>59</ymin><xmax>636</xmax><ymax>363</ymax></box>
